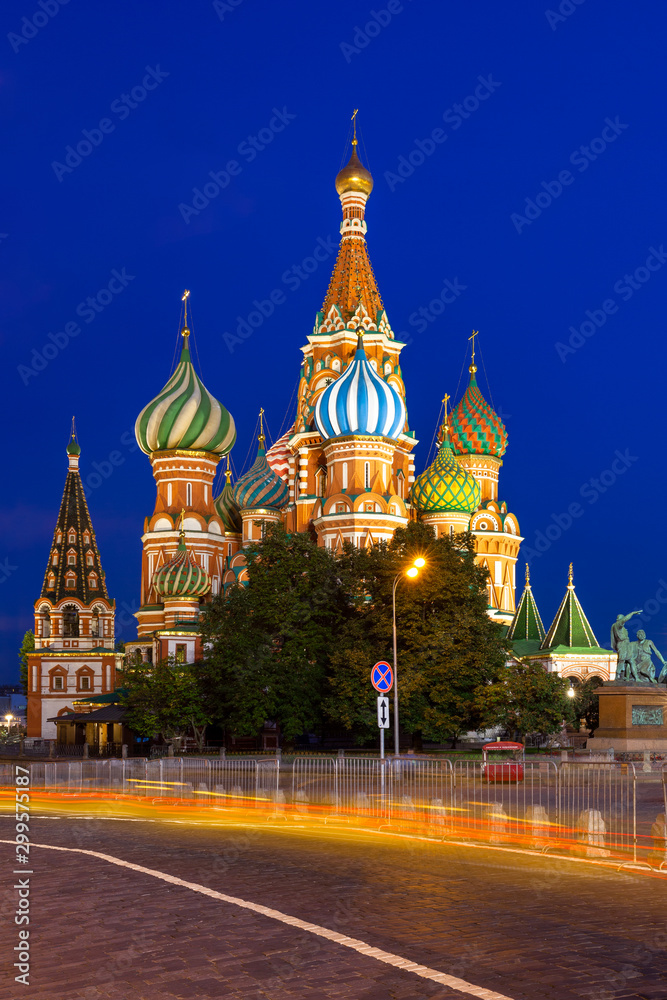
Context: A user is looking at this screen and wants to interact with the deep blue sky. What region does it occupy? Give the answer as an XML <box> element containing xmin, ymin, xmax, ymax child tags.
<box><xmin>2</xmin><ymin>0</ymin><xmax>666</xmax><ymax>681</ymax></box>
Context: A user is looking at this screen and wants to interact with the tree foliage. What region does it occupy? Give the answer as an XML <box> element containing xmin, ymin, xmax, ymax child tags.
<box><xmin>325</xmin><ymin>522</ymin><xmax>509</xmax><ymax>744</ymax></box>
<box><xmin>200</xmin><ymin>525</ymin><xmax>362</xmax><ymax>743</ymax></box>
<box><xmin>202</xmin><ymin>522</ymin><xmax>509</xmax><ymax>746</ymax></box>
<box><xmin>18</xmin><ymin>630</ymin><xmax>34</xmax><ymax>696</ymax></box>
<box><xmin>475</xmin><ymin>657</ymin><xmax>571</xmax><ymax>740</ymax></box>
<box><xmin>120</xmin><ymin>657</ymin><xmax>211</xmax><ymax>748</ymax></box>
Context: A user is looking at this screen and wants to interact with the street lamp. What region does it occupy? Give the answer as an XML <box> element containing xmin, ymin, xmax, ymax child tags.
<box><xmin>5</xmin><ymin>714</ymin><xmax>13</xmax><ymax>733</ymax></box>
<box><xmin>392</xmin><ymin>557</ymin><xmax>426</xmax><ymax>755</ymax></box>
<box><xmin>567</xmin><ymin>681</ymin><xmax>576</xmax><ymax>698</ymax></box>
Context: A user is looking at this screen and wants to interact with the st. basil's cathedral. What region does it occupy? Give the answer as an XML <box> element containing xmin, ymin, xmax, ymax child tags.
<box><xmin>26</xmin><ymin>129</ymin><xmax>617</xmax><ymax>739</ymax></box>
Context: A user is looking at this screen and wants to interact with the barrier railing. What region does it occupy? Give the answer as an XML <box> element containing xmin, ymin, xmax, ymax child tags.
<box><xmin>3</xmin><ymin>756</ymin><xmax>664</xmax><ymax>868</ymax></box>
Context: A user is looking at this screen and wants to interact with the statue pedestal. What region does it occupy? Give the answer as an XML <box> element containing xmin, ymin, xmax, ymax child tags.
<box><xmin>591</xmin><ymin>683</ymin><xmax>667</xmax><ymax>751</ymax></box>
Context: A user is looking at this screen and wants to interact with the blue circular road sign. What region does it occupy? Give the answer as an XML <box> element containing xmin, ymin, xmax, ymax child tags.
<box><xmin>371</xmin><ymin>661</ymin><xmax>393</xmax><ymax>692</ymax></box>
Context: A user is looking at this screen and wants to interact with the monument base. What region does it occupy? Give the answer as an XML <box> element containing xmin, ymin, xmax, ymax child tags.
<box><xmin>589</xmin><ymin>737</ymin><xmax>667</xmax><ymax>752</ymax></box>
<box><xmin>590</xmin><ymin>683</ymin><xmax>667</xmax><ymax>750</ymax></box>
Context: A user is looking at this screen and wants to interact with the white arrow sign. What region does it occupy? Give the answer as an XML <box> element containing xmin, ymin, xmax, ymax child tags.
<box><xmin>377</xmin><ymin>695</ymin><xmax>390</xmax><ymax>729</ymax></box>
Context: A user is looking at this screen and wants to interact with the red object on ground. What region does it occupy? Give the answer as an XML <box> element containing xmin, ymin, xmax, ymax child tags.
<box><xmin>482</xmin><ymin>741</ymin><xmax>524</xmax><ymax>782</ymax></box>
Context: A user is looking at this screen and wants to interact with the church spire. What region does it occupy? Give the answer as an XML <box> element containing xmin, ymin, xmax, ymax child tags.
<box><xmin>541</xmin><ymin>564</ymin><xmax>600</xmax><ymax>650</ymax></box>
<box><xmin>42</xmin><ymin>429</ymin><xmax>109</xmax><ymax>603</ymax></box>
<box><xmin>318</xmin><ymin>113</ymin><xmax>387</xmax><ymax>335</ymax></box>
<box><xmin>507</xmin><ymin>564</ymin><xmax>546</xmax><ymax>645</ymax></box>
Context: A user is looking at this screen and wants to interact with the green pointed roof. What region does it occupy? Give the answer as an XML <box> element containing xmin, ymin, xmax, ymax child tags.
<box><xmin>508</xmin><ymin>565</ymin><xmax>546</xmax><ymax>644</ymax></box>
<box><xmin>41</xmin><ymin>434</ymin><xmax>109</xmax><ymax>604</ymax></box>
<box><xmin>541</xmin><ymin>564</ymin><xmax>599</xmax><ymax>651</ymax></box>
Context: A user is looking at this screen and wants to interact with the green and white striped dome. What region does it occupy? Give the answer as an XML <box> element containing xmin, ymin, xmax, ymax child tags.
<box><xmin>136</xmin><ymin>332</ymin><xmax>236</xmax><ymax>456</ymax></box>
<box><xmin>152</xmin><ymin>534</ymin><xmax>211</xmax><ymax>599</ymax></box>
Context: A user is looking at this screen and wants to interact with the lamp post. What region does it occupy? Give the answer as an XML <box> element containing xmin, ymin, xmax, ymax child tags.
<box><xmin>392</xmin><ymin>556</ymin><xmax>425</xmax><ymax>755</ymax></box>
<box><xmin>5</xmin><ymin>714</ymin><xmax>13</xmax><ymax>734</ymax></box>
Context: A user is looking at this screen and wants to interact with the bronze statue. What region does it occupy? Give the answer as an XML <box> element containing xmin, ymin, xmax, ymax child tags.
<box><xmin>611</xmin><ymin>611</ymin><xmax>642</xmax><ymax>681</ymax></box>
<box><xmin>633</xmin><ymin>629</ymin><xmax>666</xmax><ymax>684</ymax></box>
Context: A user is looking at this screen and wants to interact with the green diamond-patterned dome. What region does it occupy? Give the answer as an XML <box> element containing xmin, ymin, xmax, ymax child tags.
<box><xmin>410</xmin><ymin>437</ymin><xmax>481</xmax><ymax>514</ymax></box>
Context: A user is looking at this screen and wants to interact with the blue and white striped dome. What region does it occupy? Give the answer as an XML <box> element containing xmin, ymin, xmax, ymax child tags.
<box><xmin>315</xmin><ymin>336</ymin><xmax>406</xmax><ymax>440</ymax></box>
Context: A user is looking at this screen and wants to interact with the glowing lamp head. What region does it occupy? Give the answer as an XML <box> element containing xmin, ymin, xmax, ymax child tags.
<box><xmin>406</xmin><ymin>567</ymin><xmax>419</xmax><ymax>579</ymax></box>
<box><xmin>413</xmin><ymin>557</ymin><xmax>426</xmax><ymax>568</ymax></box>
<box><xmin>567</xmin><ymin>683</ymin><xmax>576</xmax><ymax>698</ymax></box>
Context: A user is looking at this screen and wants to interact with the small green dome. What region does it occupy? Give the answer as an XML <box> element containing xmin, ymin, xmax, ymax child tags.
<box><xmin>66</xmin><ymin>436</ymin><xmax>81</xmax><ymax>456</ymax></box>
<box><xmin>232</xmin><ymin>442</ymin><xmax>289</xmax><ymax>511</ymax></box>
<box><xmin>410</xmin><ymin>438</ymin><xmax>480</xmax><ymax>514</ymax></box>
<box><xmin>214</xmin><ymin>469</ymin><xmax>242</xmax><ymax>534</ymax></box>
<box><xmin>152</xmin><ymin>536</ymin><xmax>211</xmax><ymax>599</ymax></box>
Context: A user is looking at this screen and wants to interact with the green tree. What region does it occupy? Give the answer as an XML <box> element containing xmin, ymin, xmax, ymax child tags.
<box><xmin>475</xmin><ymin>657</ymin><xmax>571</xmax><ymax>741</ymax></box>
<box><xmin>569</xmin><ymin>676</ymin><xmax>604</xmax><ymax>733</ymax></box>
<box><xmin>201</xmin><ymin>524</ymin><xmax>361</xmax><ymax>745</ymax></box>
<box><xmin>121</xmin><ymin>657</ymin><xmax>211</xmax><ymax>749</ymax></box>
<box><xmin>326</xmin><ymin>522</ymin><xmax>510</xmax><ymax>746</ymax></box>
<box><xmin>18</xmin><ymin>630</ymin><xmax>34</xmax><ymax>696</ymax></box>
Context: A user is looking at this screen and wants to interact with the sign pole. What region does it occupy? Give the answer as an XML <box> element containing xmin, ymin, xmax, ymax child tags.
<box><xmin>380</xmin><ymin>726</ymin><xmax>384</xmax><ymax>761</ymax></box>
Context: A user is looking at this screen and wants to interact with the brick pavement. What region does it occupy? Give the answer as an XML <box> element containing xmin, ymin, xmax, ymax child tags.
<box><xmin>0</xmin><ymin>814</ymin><xmax>666</xmax><ymax>1000</ymax></box>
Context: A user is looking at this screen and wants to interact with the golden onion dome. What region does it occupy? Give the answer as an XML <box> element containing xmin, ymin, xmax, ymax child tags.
<box><xmin>335</xmin><ymin>143</ymin><xmax>373</xmax><ymax>197</ymax></box>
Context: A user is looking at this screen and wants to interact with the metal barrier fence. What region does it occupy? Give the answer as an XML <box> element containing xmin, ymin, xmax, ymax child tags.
<box><xmin>3</xmin><ymin>756</ymin><xmax>664</xmax><ymax>867</ymax></box>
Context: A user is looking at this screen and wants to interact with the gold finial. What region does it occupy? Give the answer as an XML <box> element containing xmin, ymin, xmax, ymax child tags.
<box><xmin>178</xmin><ymin>508</ymin><xmax>186</xmax><ymax>542</ymax></box>
<box><xmin>525</xmin><ymin>563</ymin><xmax>530</xmax><ymax>586</ymax></box>
<box><xmin>258</xmin><ymin>407</ymin><xmax>265</xmax><ymax>447</ymax></box>
<box><xmin>468</xmin><ymin>330</ymin><xmax>478</xmax><ymax>375</ymax></box>
<box><xmin>355</xmin><ymin>324</ymin><xmax>365</xmax><ymax>350</ymax></box>
<box><xmin>441</xmin><ymin>393</ymin><xmax>450</xmax><ymax>433</ymax></box>
<box><xmin>181</xmin><ymin>289</ymin><xmax>191</xmax><ymax>341</ymax></box>
<box><xmin>70</xmin><ymin>415</ymin><xmax>77</xmax><ymax>442</ymax></box>
<box><xmin>568</xmin><ymin>562</ymin><xmax>574</xmax><ymax>587</ymax></box>
<box><xmin>225</xmin><ymin>453</ymin><xmax>232</xmax><ymax>484</ymax></box>
<box><xmin>351</xmin><ymin>108</ymin><xmax>358</xmax><ymax>146</ymax></box>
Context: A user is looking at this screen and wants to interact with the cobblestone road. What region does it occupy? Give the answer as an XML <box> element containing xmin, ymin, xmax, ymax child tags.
<box><xmin>1</xmin><ymin>813</ymin><xmax>666</xmax><ymax>1000</ymax></box>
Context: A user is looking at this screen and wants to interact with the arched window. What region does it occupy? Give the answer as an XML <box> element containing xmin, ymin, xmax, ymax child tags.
<box><xmin>317</xmin><ymin>468</ymin><xmax>326</xmax><ymax>498</ymax></box>
<box><xmin>83</xmin><ymin>531</ymin><xmax>90</xmax><ymax>546</ymax></box>
<box><xmin>90</xmin><ymin>610</ymin><xmax>100</xmax><ymax>637</ymax></box>
<box><xmin>65</xmin><ymin>572</ymin><xmax>76</xmax><ymax>590</ymax></box>
<box><xmin>332</xmin><ymin>358</ymin><xmax>341</xmax><ymax>372</ymax></box>
<box><xmin>47</xmin><ymin>573</ymin><xmax>56</xmax><ymax>589</ymax></box>
<box><xmin>68</xmin><ymin>529</ymin><xmax>76</xmax><ymax>544</ymax></box>
<box><xmin>88</xmin><ymin>573</ymin><xmax>98</xmax><ymax>589</ymax></box>
<box><xmin>62</xmin><ymin>605</ymin><xmax>79</xmax><ymax>637</ymax></box>
<box><xmin>384</xmin><ymin>362</ymin><xmax>392</xmax><ymax>375</ymax></box>
<box><xmin>342</xmin><ymin>462</ymin><xmax>348</xmax><ymax>490</ymax></box>
<box><xmin>364</xmin><ymin>463</ymin><xmax>370</xmax><ymax>489</ymax></box>
<box><xmin>52</xmin><ymin>552</ymin><xmax>58</xmax><ymax>566</ymax></box>
<box><xmin>397</xmin><ymin>470</ymin><xmax>404</xmax><ymax>499</ymax></box>
<box><xmin>67</xmin><ymin>548</ymin><xmax>76</xmax><ymax>566</ymax></box>
<box><xmin>41</xmin><ymin>610</ymin><xmax>51</xmax><ymax>638</ymax></box>
<box><xmin>186</xmin><ymin>482</ymin><xmax>192</xmax><ymax>506</ymax></box>
<box><xmin>167</xmin><ymin>482</ymin><xmax>172</xmax><ymax>506</ymax></box>
<box><xmin>369</xmin><ymin>359</ymin><xmax>378</xmax><ymax>371</ymax></box>
<box><xmin>56</xmin><ymin>531</ymin><xmax>62</xmax><ymax>544</ymax></box>
<box><xmin>86</xmin><ymin>552</ymin><xmax>94</xmax><ymax>566</ymax></box>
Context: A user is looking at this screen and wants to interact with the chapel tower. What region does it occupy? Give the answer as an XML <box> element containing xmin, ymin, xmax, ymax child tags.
<box><xmin>27</xmin><ymin>425</ymin><xmax>122</xmax><ymax>737</ymax></box>
<box><xmin>279</xmin><ymin>116</ymin><xmax>416</xmax><ymax>548</ymax></box>
<box><xmin>127</xmin><ymin>293</ymin><xmax>237</xmax><ymax>663</ymax></box>
<box><xmin>447</xmin><ymin>337</ymin><xmax>522</xmax><ymax>622</ymax></box>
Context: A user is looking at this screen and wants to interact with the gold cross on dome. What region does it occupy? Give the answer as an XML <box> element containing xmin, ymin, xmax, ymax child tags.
<box><xmin>468</xmin><ymin>330</ymin><xmax>478</xmax><ymax>365</ymax></box>
<box><xmin>351</xmin><ymin>108</ymin><xmax>358</xmax><ymax>144</ymax></box>
<box><xmin>441</xmin><ymin>393</ymin><xmax>450</xmax><ymax>424</ymax></box>
<box><xmin>181</xmin><ymin>289</ymin><xmax>190</xmax><ymax>334</ymax></box>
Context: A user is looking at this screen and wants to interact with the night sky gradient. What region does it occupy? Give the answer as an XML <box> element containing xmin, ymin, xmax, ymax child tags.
<box><xmin>2</xmin><ymin>0</ymin><xmax>666</xmax><ymax>682</ymax></box>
